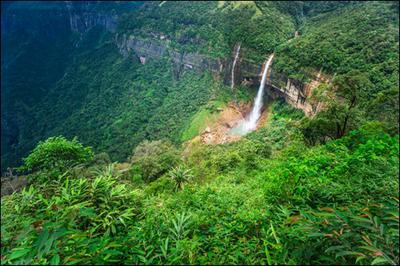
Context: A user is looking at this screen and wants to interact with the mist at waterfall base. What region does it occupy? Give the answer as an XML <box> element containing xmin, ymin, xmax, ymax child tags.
<box><xmin>230</xmin><ymin>54</ymin><xmax>274</xmax><ymax>136</ymax></box>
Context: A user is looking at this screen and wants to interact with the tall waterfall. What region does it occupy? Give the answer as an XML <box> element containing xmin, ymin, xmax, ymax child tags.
<box><xmin>231</xmin><ymin>54</ymin><xmax>274</xmax><ymax>135</ymax></box>
<box><xmin>231</xmin><ymin>44</ymin><xmax>241</xmax><ymax>90</ymax></box>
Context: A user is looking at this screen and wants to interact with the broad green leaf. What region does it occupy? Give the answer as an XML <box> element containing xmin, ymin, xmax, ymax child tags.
<box><xmin>7</xmin><ymin>248</ymin><xmax>31</xmax><ymax>260</ymax></box>
<box><xmin>50</xmin><ymin>254</ymin><xmax>60</xmax><ymax>265</ymax></box>
<box><xmin>371</xmin><ymin>256</ymin><xmax>389</xmax><ymax>265</ymax></box>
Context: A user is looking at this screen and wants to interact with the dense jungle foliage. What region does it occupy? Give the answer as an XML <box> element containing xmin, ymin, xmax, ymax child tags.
<box><xmin>273</xmin><ymin>1</ymin><xmax>399</xmax><ymax>131</ymax></box>
<box><xmin>1</xmin><ymin>1</ymin><xmax>399</xmax><ymax>265</ymax></box>
<box><xmin>1</xmin><ymin>101</ymin><xmax>398</xmax><ymax>265</ymax></box>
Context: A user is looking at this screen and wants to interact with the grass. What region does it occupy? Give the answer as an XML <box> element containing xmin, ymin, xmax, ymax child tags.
<box><xmin>181</xmin><ymin>102</ymin><xmax>223</xmax><ymax>142</ymax></box>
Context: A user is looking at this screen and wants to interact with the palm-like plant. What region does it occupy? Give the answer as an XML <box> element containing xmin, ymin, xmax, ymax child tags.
<box><xmin>91</xmin><ymin>163</ymin><xmax>120</xmax><ymax>178</ymax></box>
<box><xmin>168</xmin><ymin>166</ymin><xmax>193</xmax><ymax>191</ymax></box>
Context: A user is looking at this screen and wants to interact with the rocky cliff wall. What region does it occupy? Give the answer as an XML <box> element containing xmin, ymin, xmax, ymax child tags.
<box><xmin>65</xmin><ymin>1</ymin><xmax>117</xmax><ymax>34</ymax></box>
<box><xmin>115</xmin><ymin>34</ymin><xmax>228</xmax><ymax>80</ymax></box>
<box><xmin>3</xmin><ymin>1</ymin><xmax>323</xmax><ymax>117</ymax></box>
<box><xmin>1</xmin><ymin>6</ymin><xmax>71</xmax><ymax>40</ymax></box>
<box><xmin>115</xmin><ymin>34</ymin><xmax>325</xmax><ymax>116</ymax></box>
<box><xmin>2</xmin><ymin>2</ymin><xmax>117</xmax><ymax>38</ymax></box>
<box><xmin>267</xmin><ymin>68</ymin><xmax>326</xmax><ymax>117</ymax></box>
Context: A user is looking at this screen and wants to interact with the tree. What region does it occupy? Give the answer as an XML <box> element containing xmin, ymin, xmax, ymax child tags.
<box><xmin>368</xmin><ymin>87</ymin><xmax>399</xmax><ymax>134</ymax></box>
<box><xmin>301</xmin><ymin>71</ymin><xmax>372</xmax><ymax>144</ymax></box>
<box><xmin>92</xmin><ymin>152</ymin><xmax>111</xmax><ymax>165</ymax></box>
<box><xmin>131</xmin><ymin>140</ymin><xmax>180</xmax><ymax>182</ymax></box>
<box><xmin>20</xmin><ymin>136</ymin><xmax>93</xmax><ymax>173</ymax></box>
<box><xmin>331</xmin><ymin>70</ymin><xmax>372</xmax><ymax>137</ymax></box>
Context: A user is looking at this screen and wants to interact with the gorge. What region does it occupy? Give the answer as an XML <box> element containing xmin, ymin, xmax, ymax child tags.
<box><xmin>116</xmin><ymin>35</ymin><xmax>321</xmax><ymax>117</ymax></box>
<box><xmin>1</xmin><ymin>2</ymin><xmax>398</xmax><ymax>265</ymax></box>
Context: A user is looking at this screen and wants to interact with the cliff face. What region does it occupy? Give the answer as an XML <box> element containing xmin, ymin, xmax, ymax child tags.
<box><xmin>1</xmin><ymin>6</ymin><xmax>70</xmax><ymax>41</ymax></box>
<box><xmin>2</xmin><ymin>2</ymin><xmax>117</xmax><ymax>38</ymax></box>
<box><xmin>3</xmin><ymin>1</ymin><xmax>322</xmax><ymax>116</ymax></box>
<box><xmin>1</xmin><ymin>2</ymin><xmax>123</xmax><ymax>172</ymax></box>
<box><xmin>268</xmin><ymin>68</ymin><xmax>325</xmax><ymax>116</ymax></box>
<box><xmin>115</xmin><ymin>34</ymin><xmax>324</xmax><ymax>116</ymax></box>
<box><xmin>2</xmin><ymin>1</ymin><xmax>322</xmax><ymax>117</ymax></box>
<box><xmin>65</xmin><ymin>1</ymin><xmax>117</xmax><ymax>34</ymax></box>
<box><xmin>115</xmin><ymin>34</ymin><xmax>228</xmax><ymax>80</ymax></box>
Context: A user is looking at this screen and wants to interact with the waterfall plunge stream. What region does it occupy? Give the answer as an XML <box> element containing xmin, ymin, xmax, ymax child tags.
<box><xmin>230</xmin><ymin>54</ymin><xmax>274</xmax><ymax>135</ymax></box>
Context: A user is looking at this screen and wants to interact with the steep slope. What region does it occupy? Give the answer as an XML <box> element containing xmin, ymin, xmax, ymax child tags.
<box><xmin>1</xmin><ymin>1</ymin><xmax>399</xmax><ymax>265</ymax></box>
<box><xmin>1</xmin><ymin>1</ymin><xmax>142</xmax><ymax>170</ymax></box>
<box><xmin>1</xmin><ymin>2</ymin><xmax>74</xmax><ymax>170</ymax></box>
<box><xmin>1</xmin><ymin>1</ymin><xmax>398</xmax><ymax>172</ymax></box>
<box><xmin>273</xmin><ymin>1</ymin><xmax>399</xmax><ymax>126</ymax></box>
<box><xmin>1</xmin><ymin>1</ymin><xmax>299</xmax><ymax>171</ymax></box>
<box><xmin>118</xmin><ymin>1</ymin><xmax>297</xmax><ymax>61</ymax></box>
<box><xmin>1</xmin><ymin>101</ymin><xmax>398</xmax><ymax>265</ymax></box>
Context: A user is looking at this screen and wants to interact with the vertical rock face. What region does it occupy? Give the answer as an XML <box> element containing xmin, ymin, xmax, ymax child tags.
<box><xmin>65</xmin><ymin>1</ymin><xmax>117</xmax><ymax>34</ymax></box>
<box><xmin>3</xmin><ymin>1</ymin><xmax>322</xmax><ymax>117</ymax></box>
<box><xmin>268</xmin><ymin>67</ymin><xmax>328</xmax><ymax>116</ymax></box>
<box><xmin>228</xmin><ymin>54</ymin><xmax>325</xmax><ymax>117</ymax></box>
<box><xmin>67</xmin><ymin>12</ymin><xmax>117</xmax><ymax>34</ymax></box>
<box><xmin>237</xmin><ymin>58</ymin><xmax>263</xmax><ymax>87</ymax></box>
<box><xmin>3</xmin><ymin>0</ymin><xmax>324</xmax><ymax>120</ymax></box>
<box><xmin>115</xmin><ymin>34</ymin><xmax>325</xmax><ymax>116</ymax></box>
<box><xmin>115</xmin><ymin>35</ymin><xmax>226</xmax><ymax>79</ymax></box>
<box><xmin>2</xmin><ymin>2</ymin><xmax>118</xmax><ymax>38</ymax></box>
<box><xmin>2</xmin><ymin>1</ymin><xmax>321</xmax><ymax>115</ymax></box>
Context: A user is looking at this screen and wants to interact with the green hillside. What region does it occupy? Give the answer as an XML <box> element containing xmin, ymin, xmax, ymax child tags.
<box><xmin>274</xmin><ymin>1</ymin><xmax>399</xmax><ymax>128</ymax></box>
<box><xmin>1</xmin><ymin>1</ymin><xmax>399</xmax><ymax>265</ymax></box>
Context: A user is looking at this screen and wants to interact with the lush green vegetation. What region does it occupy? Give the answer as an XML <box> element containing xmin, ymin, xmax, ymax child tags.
<box><xmin>118</xmin><ymin>1</ymin><xmax>297</xmax><ymax>61</ymax></box>
<box><xmin>274</xmin><ymin>2</ymin><xmax>399</xmax><ymax>81</ymax></box>
<box><xmin>19</xmin><ymin>136</ymin><xmax>93</xmax><ymax>174</ymax></box>
<box><xmin>1</xmin><ymin>2</ymin><xmax>75</xmax><ymax>171</ymax></box>
<box><xmin>2</xmin><ymin>30</ymin><xmax>219</xmax><ymax>169</ymax></box>
<box><xmin>2</xmin><ymin>102</ymin><xmax>398</xmax><ymax>265</ymax></box>
<box><xmin>1</xmin><ymin>1</ymin><xmax>399</xmax><ymax>265</ymax></box>
<box><xmin>5</xmin><ymin>1</ymin><xmax>397</xmax><ymax>171</ymax></box>
<box><xmin>131</xmin><ymin>140</ymin><xmax>180</xmax><ymax>183</ymax></box>
<box><xmin>269</xmin><ymin>1</ymin><xmax>400</xmax><ymax>147</ymax></box>
<box><xmin>273</xmin><ymin>1</ymin><xmax>399</xmax><ymax>130</ymax></box>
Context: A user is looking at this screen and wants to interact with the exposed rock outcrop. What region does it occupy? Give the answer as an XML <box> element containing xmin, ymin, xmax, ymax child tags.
<box><xmin>115</xmin><ymin>34</ymin><xmax>227</xmax><ymax>79</ymax></box>
<box><xmin>3</xmin><ymin>1</ymin><xmax>327</xmax><ymax>118</ymax></box>
<box><xmin>199</xmin><ymin>102</ymin><xmax>248</xmax><ymax>145</ymax></box>
<box><xmin>115</xmin><ymin>34</ymin><xmax>327</xmax><ymax>116</ymax></box>
<box><xmin>267</xmin><ymin>67</ymin><xmax>329</xmax><ymax>116</ymax></box>
<box><xmin>198</xmin><ymin>102</ymin><xmax>269</xmax><ymax>145</ymax></box>
<box><xmin>65</xmin><ymin>1</ymin><xmax>117</xmax><ymax>34</ymax></box>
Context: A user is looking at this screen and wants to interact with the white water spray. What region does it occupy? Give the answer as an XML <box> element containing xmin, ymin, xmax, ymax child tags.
<box><xmin>231</xmin><ymin>54</ymin><xmax>274</xmax><ymax>135</ymax></box>
<box><xmin>231</xmin><ymin>44</ymin><xmax>241</xmax><ymax>90</ymax></box>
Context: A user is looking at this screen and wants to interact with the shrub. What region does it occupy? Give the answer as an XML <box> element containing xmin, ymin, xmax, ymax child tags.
<box><xmin>285</xmin><ymin>200</ymin><xmax>399</xmax><ymax>265</ymax></box>
<box><xmin>19</xmin><ymin>136</ymin><xmax>93</xmax><ymax>174</ymax></box>
<box><xmin>131</xmin><ymin>140</ymin><xmax>180</xmax><ymax>182</ymax></box>
<box><xmin>211</xmin><ymin>149</ymin><xmax>242</xmax><ymax>172</ymax></box>
<box><xmin>168</xmin><ymin>166</ymin><xmax>194</xmax><ymax>191</ymax></box>
<box><xmin>144</xmin><ymin>175</ymin><xmax>175</xmax><ymax>195</ymax></box>
<box><xmin>1</xmin><ymin>172</ymin><xmax>143</xmax><ymax>265</ymax></box>
<box><xmin>91</xmin><ymin>152</ymin><xmax>111</xmax><ymax>165</ymax></box>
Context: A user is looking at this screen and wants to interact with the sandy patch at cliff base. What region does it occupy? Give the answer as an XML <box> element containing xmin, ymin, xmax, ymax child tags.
<box><xmin>198</xmin><ymin>101</ymin><xmax>269</xmax><ymax>145</ymax></box>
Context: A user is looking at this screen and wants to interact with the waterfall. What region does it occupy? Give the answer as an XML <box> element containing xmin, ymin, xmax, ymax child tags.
<box><xmin>231</xmin><ymin>44</ymin><xmax>241</xmax><ymax>90</ymax></box>
<box><xmin>231</xmin><ymin>54</ymin><xmax>274</xmax><ymax>135</ymax></box>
